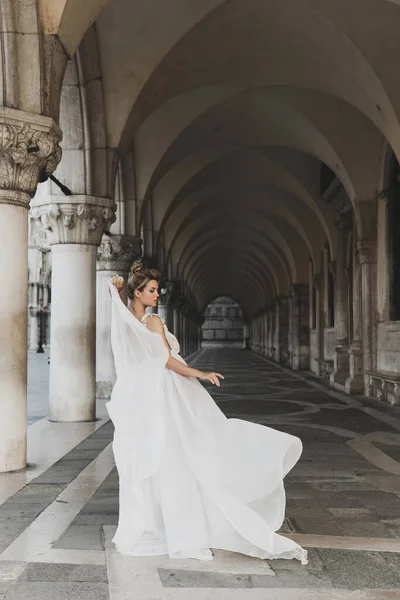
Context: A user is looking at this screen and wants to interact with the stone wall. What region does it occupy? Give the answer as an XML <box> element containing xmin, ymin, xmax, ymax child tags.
<box><xmin>377</xmin><ymin>322</ymin><xmax>400</xmax><ymax>372</ymax></box>
<box><xmin>202</xmin><ymin>297</ymin><xmax>244</xmax><ymax>347</ymax></box>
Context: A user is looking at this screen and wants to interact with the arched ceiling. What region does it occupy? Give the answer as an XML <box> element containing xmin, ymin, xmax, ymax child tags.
<box><xmin>50</xmin><ymin>0</ymin><xmax>400</xmax><ymax>315</ymax></box>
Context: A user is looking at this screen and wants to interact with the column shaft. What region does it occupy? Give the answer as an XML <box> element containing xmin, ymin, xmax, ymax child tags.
<box><xmin>49</xmin><ymin>245</ymin><xmax>97</xmax><ymax>421</ymax></box>
<box><xmin>330</xmin><ymin>228</ymin><xmax>350</xmax><ymax>386</ymax></box>
<box><xmin>0</xmin><ymin>199</ymin><xmax>29</xmax><ymax>471</ymax></box>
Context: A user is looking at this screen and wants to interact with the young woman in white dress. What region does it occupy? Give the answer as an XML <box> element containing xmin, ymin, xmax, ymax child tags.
<box><xmin>108</xmin><ymin>262</ymin><xmax>307</xmax><ymax>565</ymax></box>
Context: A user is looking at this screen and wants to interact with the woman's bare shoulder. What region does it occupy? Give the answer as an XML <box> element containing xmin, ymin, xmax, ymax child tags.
<box><xmin>144</xmin><ymin>314</ymin><xmax>164</xmax><ymax>333</ymax></box>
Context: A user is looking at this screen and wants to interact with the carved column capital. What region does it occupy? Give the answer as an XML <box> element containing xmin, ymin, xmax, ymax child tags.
<box><xmin>97</xmin><ymin>235</ymin><xmax>142</xmax><ymax>271</ymax></box>
<box><xmin>31</xmin><ymin>195</ymin><xmax>116</xmax><ymax>246</ymax></box>
<box><xmin>0</xmin><ymin>108</ymin><xmax>62</xmax><ymax>208</ymax></box>
<box><xmin>357</xmin><ymin>240</ymin><xmax>376</xmax><ymax>265</ymax></box>
<box><xmin>159</xmin><ymin>281</ymin><xmax>175</xmax><ymax>306</ymax></box>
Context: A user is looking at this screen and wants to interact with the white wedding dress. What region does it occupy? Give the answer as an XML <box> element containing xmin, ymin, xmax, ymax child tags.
<box><xmin>107</xmin><ymin>282</ymin><xmax>307</xmax><ymax>565</ymax></box>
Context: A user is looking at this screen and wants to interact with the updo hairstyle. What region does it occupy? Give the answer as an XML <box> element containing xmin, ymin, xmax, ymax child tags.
<box><xmin>127</xmin><ymin>261</ymin><xmax>160</xmax><ymax>300</ymax></box>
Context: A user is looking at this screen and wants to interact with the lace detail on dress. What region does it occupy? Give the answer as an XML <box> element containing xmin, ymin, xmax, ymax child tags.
<box><xmin>141</xmin><ymin>313</ymin><xmax>180</xmax><ymax>354</ymax></box>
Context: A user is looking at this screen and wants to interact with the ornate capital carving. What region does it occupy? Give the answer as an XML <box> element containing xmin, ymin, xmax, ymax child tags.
<box><xmin>30</xmin><ymin>195</ymin><xmax>116</xmax><ymax>246</ymax></box>
<box><xmin>159</xmin><ymin>281</ymin><xmax>175</xmax><ymax>306</ymax></box>
<box><xmin>357</xmin><ymin>240</ymin><xmax>376</xmax><ymax>265</ymax></box>
<box><xmin>321</xmin><ymin>177</ymin><xmax>352</xmax><ymax>218</ymax></box>
<box><xmin>97</xmin><ymin>235</ymin><xmax>142</xmax><ymax>271</ymax></box>
<box><xmin>0</xmin><ymin>108</ymin><xmax>62</xmax><ymax>207</ymax></box>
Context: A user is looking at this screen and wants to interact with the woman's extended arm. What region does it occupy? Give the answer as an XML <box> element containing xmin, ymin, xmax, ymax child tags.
<box><xmin>146</xmin><ymin>314</ymin><xmax>224</xmax><ymax>386</ymax></box>
<box><xmin>110</xmin><ymin>275</ymin><xmax>127</xmax><ymax>305</ymax></box>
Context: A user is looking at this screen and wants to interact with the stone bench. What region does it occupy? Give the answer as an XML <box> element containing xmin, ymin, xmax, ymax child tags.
<box><xmin>366</xmin><ymin>370</ymin><xmax>400</xmax><ymax>405</ymax></box>
<box><xmin>317</xmin><ymin>358</ymin><xmax>334</xmax><ymax>380</ymax></box>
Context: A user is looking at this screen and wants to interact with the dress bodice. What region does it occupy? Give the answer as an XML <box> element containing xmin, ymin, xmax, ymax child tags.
<box><xmin>141</xmin><ymin>313</ymin><xmax>180</xmax><ymax>355</ymax></box>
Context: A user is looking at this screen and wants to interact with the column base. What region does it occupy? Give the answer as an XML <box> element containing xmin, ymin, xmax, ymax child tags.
<box><xmin>345</xmin><ymin>375</ymin><xmax>365</xmax><ymax>395</ymax></box>
<box><xmin>291</xmin><ymin>350</ymin><xmax>310</xmax><ymax>370</ymax></box>
<box><xmin>330</xmin><ymin>343</ymin><xmax>350</xmax><ymax>389</ymax></box>
<box><xmin>345</xmin><ymin>341</ymin><xmax>364</xmax><ymax>395</ymax></box>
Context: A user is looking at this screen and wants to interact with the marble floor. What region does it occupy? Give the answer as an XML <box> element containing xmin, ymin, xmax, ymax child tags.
<box><xmin>3</xmin><ymin>350</ymin><xmax>400</xmax><ymax>598</ymax></box>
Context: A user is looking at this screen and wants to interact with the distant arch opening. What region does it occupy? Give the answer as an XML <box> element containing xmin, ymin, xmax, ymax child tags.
<box><xmin>202</xmin><ymin>297</ymin><xmax>244</xmax><ymax>348</ymax></box>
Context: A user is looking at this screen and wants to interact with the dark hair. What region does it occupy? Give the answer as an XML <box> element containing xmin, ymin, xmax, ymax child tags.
<box><xmin>127</xmin><ymin>261</ymin><xmax>160</xmax><ymax>300</ymax></box>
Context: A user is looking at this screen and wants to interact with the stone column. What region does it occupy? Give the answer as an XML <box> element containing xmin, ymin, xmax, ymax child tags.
<box><xmin>158</xmin><ymin>281</ymin><xmax>175</xmax><ymax>331</ymax></box>
<box><xmin>29</xmin><ymin>283</ymin><xmax>39</xmax><ymax>350</ymax></box>
<box><xmin>275</xmin><ymin>296</ymin><xmax>289</xmax><ymax>363</ymax></box>
<box><xmin>274</xmin><ymin>301</ymin><xmax>281</xmax><ymax>362</ymax></box>
<box><xmin>357</xmin><ymin>240</ymin><xmax>377</xmax><ymax>394</ymax></box>
<box><xmin>243</xmin><ymin>321</ymin><xmax>249</xmax><ymax>349</ymax></box>
<box><xmin>289</xmin><ymin>285</ymin><xmax>310</xmax><ymax>370</ymax></box>
<box><xmin>268</xmin><ymin>309</ymin><xmax>273</xmax><ymax>358</ymax></box>
<box><xmin>331</xmin><ymin>229</ymin><xmax>350</xmax><ymax>387</ymax></box>
<box><xmin>96</xmin><ymin>235</ymin><xmax>142</xmax><ymax>398</ymax></box>
<box><xmin>263</xmin><ymin>313</ymin><xmax>268</xmax><ymax>355</ymax></box>
<box><xmin>0</xmin><ymin>108</ymin><xmax>61</xmax><ymax>472</ymax></box>
<box><xmin>173</xmin><ymin>305</ymin><xmax>181</xmax><ymax>340</ymax></box>
<box><xmin>345</xmin><ymin>246</ymin><xmax>364</xmax><ymax>394</ymax></box>
<box><xmin>180</xmin><ymin>308</ymin><xmax>186</xmax><ymax>357</ymax></box>
<box><xmin>31</xmin><ymin>196</ymin><xmax>116</xmax><ymax>421</ymax></box>
<box><xmin>313</xmin><ymin>274</ymin><xmax>323</xmax><ymax>376</ymax></box>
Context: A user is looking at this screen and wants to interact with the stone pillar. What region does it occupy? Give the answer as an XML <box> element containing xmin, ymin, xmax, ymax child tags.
<box><xmin>173</xmin><ymin>305</ymin><xmax>181</xmax><ymax>340</ymax></box>
<box><xmin>31</xmin><ymin>196</ymin><xmax>116</xmax><ymax>421</ymax></box>
<box><xmin>289</xmin><ymin>285</ymin><xmax>310</xmax><ymax>370</ymax></box>
<box><xmin>29</xmin><ymin>283</ymin><xmax>39</xmax><ymax>350</ymax></box>
<box><xmin>357</xmin><ymin>241</ymin><xmax>377</xmax><ymax>394</ymax></box>
<box><xmin>0</xmin><ymin>108</ymin><xmax>61</xmax><ymax>472</ymax></box>
<box><xmin>96</xmin><ymin>235</ymin><xmax>142</xmax><ymax>398</ymax></box>
<box><xmin>275</xmin><ymin>296</ymin><xmax>289</xmax><ymax>363</ymax></box>
<box><xmin>331</xmin><ymin>230</ymin><xmax>350</xmax><ymax>388</ymax></box>
<box><xmin>180</xmin><ymin>309</ymin><xmax>187</xmax><ymax>357</ymax></box>
<box><xmin>262</xmin><ymin>312</ymin><xmax>267</xmax><ymax>355</ymax></box>
<box><xmin>243</xmin><ymin>321</ymin><xmax>249</xmax><ymax>349</ymax></box>
<box><xmin>345</xmin><ymin>246</ymin><xmax>364</xmax><ymax>394</ymax></box>
<box><xmin>158</xmin><ymin>281</ymin><xmax>175</xmax><ymax>330</ymax></box>
<box><xmin>267</xmin><ymin>309</ymin><xmax>273</xmax><ymax>358</ymax></box>
<box><xmin>313</xmin><ymin>274</ymin><xmax>323</xmax><ymax>376</ymax></box>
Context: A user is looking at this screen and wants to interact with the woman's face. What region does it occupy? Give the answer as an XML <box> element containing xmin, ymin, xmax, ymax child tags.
<box><xmin>136</xmin><ymin>279</ymin><xmax>159</xmax><ymax>308</ymax></box>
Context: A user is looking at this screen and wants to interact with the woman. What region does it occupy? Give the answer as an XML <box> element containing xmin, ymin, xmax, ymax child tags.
<box><xmin>107</xmin><ymin>262</ymin><xmax>307</xmax><ymax>565</ymax></box>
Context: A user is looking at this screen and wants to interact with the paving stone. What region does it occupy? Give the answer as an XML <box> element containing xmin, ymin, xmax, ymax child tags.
<box><xmin>0</xmin><ymin>562</ymin><xmax>26</xmax><ymax>582</ymax></box>
<box><xmin>290</xmin><ymin>517</ymin><xmax>344</xmax><ymax>536</ymax></box>
<box><xmin>52</xmin><ymin>525</ymin><xmax>104</xmax><ymax>550</ymax></box>
<box><xmin>72</xmin><ymin>513</ymin><xmax>118</xmax><ymax>526</ymax></box>
<box><xmin>5</xmin><ymin>582</ymin><xmax>110</xmax><ymax>600</ymax></box>
<box><xmin>59</xmin><ymin>450</ymin><xmax>102</xmax><ymax>460</ymax></box>
<box><xmin>366</xmin><ymin>591</ymin><xmax>400</xmax><ymax>599</ymax></box>
<box><xmin>18</xmin><ymin>563</ymin><xmax>107</xmax><ymax>582</ymax></box>
<box><xmin>0</xmin><ymin>583</ymin><xmax>12</xmax><ymax>595</ymax></box>
<box><xmin>316</xmin><ymin>549</ymin><xmax>400</xmax><ymax>589</ymax></box>
<box><xmin>337</xmin><ymin>521</ymin><xmax>394</xmax><ymax>538</ymax></box>
<box><xmin>80</xmin><ymin>497</ymin><xmax>118</xmax><ymax>514</ymax></box>
<box><xmin>158</xmin><ymin>568</ymin><xmax>252</xmax><ymax>588</ymax></box>
<box><xmin>0</xmin><ymin>519</ymin><xmax>33</xmax><ymax>553</ymax></box>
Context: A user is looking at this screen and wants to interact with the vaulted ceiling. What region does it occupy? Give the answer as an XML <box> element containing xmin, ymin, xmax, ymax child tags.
<box><xmin>40</xmin><ymin>0</ymin><xmax>400</xmax><ymax>314</ymax></box>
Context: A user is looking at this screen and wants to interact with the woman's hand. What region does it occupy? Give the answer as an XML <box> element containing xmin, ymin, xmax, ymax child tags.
<box><xmin>111</xmin><ymin>275</ymin><xmax>125</xmax><ymax>292</ymax></box>
<box><xmin>199</xmin><ymin>372</ymin><xmax>224</xmax><ymax>386</ymax></box>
